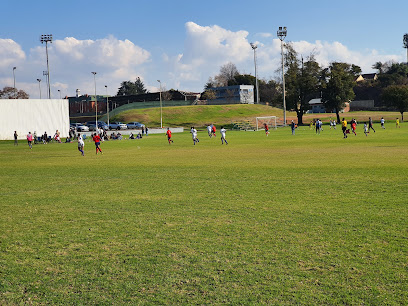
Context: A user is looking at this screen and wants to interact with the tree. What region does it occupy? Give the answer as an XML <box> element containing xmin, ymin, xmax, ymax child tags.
<box><xmin>116</xmin><ymin>77</ymin><xmax>148</xmax><ymax>96</ymax></box>
<box><xmin>207</xmin><ymin>62</ymin><xmax>240</xmax><ymax>88</ymax></box>
<box><xmin>258</xmin><ymin>79</ymin><xmax>281</xmax><ymax>106</ymax></box>
<box><xmin>321</xmin><ymin>62</ymin><xmax>356</xmax><ymax>123</ymax></box>
<box><xmin>372</xmin><ymin>61</ymin><xmax>408</xmax><ymax>88</ymax></box>
<box><xmin>297</xmin><ymin>56</ymin><xmax>321</xmax><ymax>124</ymax></box>
<box><xmin>0</xmin><ymin>86</ymin><xmax>29</xmax><ymax>99</ymax></box>
<box><xmin>229</xmin><ymin>74</ymin><xmax>256</xmax><ymax>87</ymax></box>
<box><xmin>201</xmin><ymin>89</ymin><xmax>216</xmax><ymax>100</ymax></box>
<box><xmin>282</xmin><ymin>43</ymin><xmax>321</xmax><ymax>124</ymax></box>
<box><xmin>381</xmin><ymin>85</ymin><xmax>408</xmax><ymax>121</ymax></box>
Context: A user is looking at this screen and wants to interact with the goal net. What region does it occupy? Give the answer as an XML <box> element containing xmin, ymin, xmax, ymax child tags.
<box><xmin>256</xmin><ymin>116</ymin><xmax>277</xmax><ymax>131</ymax></box>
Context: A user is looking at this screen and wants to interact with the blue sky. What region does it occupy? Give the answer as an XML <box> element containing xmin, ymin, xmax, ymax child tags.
<box><xmin>1</xmin><ymin>0</ymin><xmax>407</xmax><ymax>98</ymax></box>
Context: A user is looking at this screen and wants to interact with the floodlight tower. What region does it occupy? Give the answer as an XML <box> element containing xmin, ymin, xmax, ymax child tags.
<box><xmin>12</xmin><ymin>67</ymin><xmax>16</xmax><ymax>98</ymax></box>
<box><xmin>157</xmin><ymin>80</ymin><xmax>163</xmax><ymax>128</ymax></box>
<box><xmin>105</xmin><ymin>85</ymin><xmax>110</xmax><ymax>126</ymax></box>
<box><xmin>37</xmin><ymin>79</ymin><xmax>42</xmax><ymax>99</ymax></box>
<box><xmin>250</xmin><ymin>43</ymin><xmax>260</xmax><ymax>104</ymax></box>
<box><xmin>92</xmin><ymin>72</ymin><xmax>98</xmax><ymax>128</ymax></box>
<box><xmin>40</xmin><ymin>34</ymin><xmax>53</xmax><ymax>99</ymax></box>
<box><xmin>277</xmin><ymin>26</ymin><xmax>287</xmax><ymax>126</ymax></box>
<box><xmin>403</xmin><ymin>34</ymin><xmax>408</xmax><ymax>64</ymax></box>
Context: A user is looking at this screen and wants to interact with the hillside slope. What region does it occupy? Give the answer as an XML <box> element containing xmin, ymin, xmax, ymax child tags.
<box><xmin>107</xmin><ymin>104</ymin><xmax>289</xmax><ymax>128</ymax></box>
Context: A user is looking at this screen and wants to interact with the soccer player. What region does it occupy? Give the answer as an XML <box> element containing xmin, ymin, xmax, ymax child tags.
<box><xmin>190</xmin><ymin>127</ymin><xmax>199</xmax><ymax>145</ymax></box>
<box><xmin>207</xmin><ymin>125</ymin><xmax>213</xmax><ymax>138</ymax></box>
<box><xmin>341</xmin><ymin>118</ymin><xmax>348</xmax><ymax>138</ymax></box>
<box><xmin>351</xmin><ymin>118</ymin><xmax>357</xmax><ymax>135</ymax></box>
<box><xmin>368</xmin><ymin>117</ymin><xmax>376</xmax><ymax>133</ymax></box>
<box><xmin>220</xmin><ymin>126</ymin><xmax>228</xmax><ymax>145</ymax></box>
<box><xmin>77</xmin><ymin>133</ymin><xmax>85</xmax><ymax>156</ymax></box>
<box><xmin>264</xmin><ymin>123</ymin><xmax>269</xmax><ymax>136</ymax></box>
<box><xmin>380</xmin><ymin>117</ymin><xmax>385</xmax><ymax>129</ymax></box>
<box><xmin>364</xmin><ymin>122</ymin><xmax>368</xmax><ymax>136</ymax></box>
<box><xmin>26</xmin><ymin>132</ymin><xmax>33</xmax><ymax>149</ymax></box>
<box><xmin>290</xmin><ymin>120</ymin><xmax>296</xmax><ymax>135</ymax></box>
<box><xmin>315</xmin><ymin>119</ymin><xmax>321</xmax><ymax>134</ymax></box>
<box><xmin>396</xmin><ymin>118</ymin><xmax>400</xmax><ymax>128</ymax></box>
<box><xmin>211</xmin><ymin>125</ymin><xmax>216</xmax><ymax>137</ymax></box>
<box><xmin>92</xmin><ymin>133</ymin><xmax>103</xmax><ymax>154</ymax></box>
<box><xmin>166</xmin><ymin>128</ymin><xmax>173</xmax><ymax>144</ymax></box>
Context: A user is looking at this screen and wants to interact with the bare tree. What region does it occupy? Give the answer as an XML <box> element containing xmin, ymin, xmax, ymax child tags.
<box><xmin>0</xmin><ymin>86</ymin><xmax>29</xmax><ymax>99</ymax></box>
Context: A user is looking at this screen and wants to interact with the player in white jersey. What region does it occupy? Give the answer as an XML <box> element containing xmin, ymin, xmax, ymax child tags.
<box><xmin>77</xmin><ymin>133</ymin><xmax>85</xmax><ymax>156</ymax></box>
<box><xmin>190</xmin><ymin>127</ymin><xmax>199</xmax><ymax>145</ymax></box>
<box><xmin>220</xmin><ymin>126</ymin><xmax>228</xmax><ymax>145</ymax></box>
<box><xmin>207</xmin><ymin>125</ymin><xmax>213</xmax><ymax>138</ymax></box>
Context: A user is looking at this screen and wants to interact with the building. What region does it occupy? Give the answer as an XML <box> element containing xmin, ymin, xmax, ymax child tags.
<box><xmin>356</xmin><ymin>73</ymin><xmax>378</xmax><ymax>82</ymax></box>
<box><xmin>308</xmin><ymin>98</ymin><xmax>326</xmax><ymax>113</ymax></box>
<box><xmin>307</xmin><ymin>98</ymin><xmax>351</xmax><ymax>113</ymax></box>
<box><xmin>207</xmin><ymin>85</ymin><xmax>254</xmax><ymax>104</ymax></box>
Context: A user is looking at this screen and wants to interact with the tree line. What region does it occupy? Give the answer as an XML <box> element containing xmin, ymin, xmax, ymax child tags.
<box><xmin>203</xmin><ymin>43</ymin><xmax>408</xmax><ymax>123</ymax></box>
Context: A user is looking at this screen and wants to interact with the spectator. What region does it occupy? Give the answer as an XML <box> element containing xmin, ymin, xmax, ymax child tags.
<box><xmin>14</xmin><ymin>131</ymin><xmax>18</xmax><ymax>146</ymax></box>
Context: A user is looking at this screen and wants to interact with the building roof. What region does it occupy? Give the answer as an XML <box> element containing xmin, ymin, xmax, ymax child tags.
<box><xmin>308</xmin><ymin>98</ymin><xmax>322</xmax><ymax>105</ymax></box>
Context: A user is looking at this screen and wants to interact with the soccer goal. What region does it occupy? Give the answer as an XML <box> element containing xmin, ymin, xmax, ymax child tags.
<box><xmin>256</xmin><ymin>116</ymin><xmax>277</xmax><ymax>131</ymax></box>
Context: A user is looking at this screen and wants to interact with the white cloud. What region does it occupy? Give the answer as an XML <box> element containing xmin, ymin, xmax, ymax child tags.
<box><xmin>257</xmin><ymin>32</ymin><xmax>273</xmax><ymax>38</ymax></box>
<box><xmin>0</xmin><ymin>39</ymin><xmax>26</xmax><ymax>70</ymax></box>
<box><xmin>0</xmin><ymin>24</ymin><xmax>405</xmax><ymax>98</ymax></box>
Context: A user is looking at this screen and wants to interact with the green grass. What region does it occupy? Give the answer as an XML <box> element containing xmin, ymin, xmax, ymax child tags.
<box><xmin>111</xmin><ymin>104</ymin><xmax>294</xmax><ymax>127</ymax></box>
<box><xmin>107</xmin><ymin>103</ymin><xmax>403</xmax><ymax>128</ymax></box>
<box><xmin>1</xmin><ymin>124</ymin><xmax>407</xmax><ymax>304</ymax></box>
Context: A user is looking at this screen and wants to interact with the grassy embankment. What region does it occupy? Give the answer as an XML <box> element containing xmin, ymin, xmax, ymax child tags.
<box><xmin>107</xmin><ymin>103</ymin><xmax>403</xmax><ymax>128</ymax></box>
<box><xmin>0</xmin><ymin>123</ymin><xmax>407</xmax><ymax>304</ymax></box>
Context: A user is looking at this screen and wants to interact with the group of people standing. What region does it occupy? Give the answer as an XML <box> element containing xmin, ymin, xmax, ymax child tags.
<box><xmin>15</xmin><ymin>130</ymin><xmax>63</xmax><ymax>149</ymax></box>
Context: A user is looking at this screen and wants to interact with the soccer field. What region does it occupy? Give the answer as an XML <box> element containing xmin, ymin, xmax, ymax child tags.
<box><xmin>1</xmin><ymin>125</ymin><xmax>407</xmax><ymax>304</ymax></box>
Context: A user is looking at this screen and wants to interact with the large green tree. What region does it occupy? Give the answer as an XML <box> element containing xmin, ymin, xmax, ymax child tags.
<box><xmin>374</xmin><ymin>62</ymin><xmax>408</xmax><ymax>87</ymax></box>
<box><xmin>321</xmin><ymin>62</ymin><xmax>358</xmax><ymax>123</ymax></box>
<box><xmin>116</xmin><ymin>77</ymin><xmax>148</xmax><ymax>96</ymax></box>
<box><xmin>381</xmin><ymin>85</ymin><xmax>408</xmax><ymax>121</ymax></box>
<box><xmin>283</xmin><ymin>43</ymin><xmax>321</xmax><ymax>124</ymax></box>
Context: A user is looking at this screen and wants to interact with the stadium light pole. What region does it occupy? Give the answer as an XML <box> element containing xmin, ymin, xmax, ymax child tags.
<box><xmin>40</xmin><ymin>34</ymin><xmax>52</xmax><ymax>99</ymax></box>
<box><xmin>12</xmin><ymin>67</ymin><xmax>16</xmax><ymax>99</ymax></box>
<box><xmin>250</xmin><ymin>43</ymin><xmax>260</xmax><ymax>104</ymax></box>
<box><xmin>58</xmin><ymin>89</ymin><xmax>61</xmax><ymax>99</ymax></box>
<box><xmin>43</xmin><ymin>71</ymin><xmax>49</xmax><ymax>98</ymax></box>
<box><xmin>157</xmin><ymin>80</ymin><xmax>163</xmax><ymax>128</ymax></box>
<box><xmin>37</xmin><ymin>79</ymin><xmax>42</xmax><ymax>99</ymax></box>
<box><xmin>404</xmin><ymin>34</ymin><xmax>408</xmax><ymax>64</ymax></box>
<box><xmin>105</xmin><ymin>85</ymin><xmax>110</xmax><ymax>126</ymax></box>
<box><xmin>92</xmin><ymin>72</ymin><xmax>98</xmax><ymax>128</ymax></box>
<box><xmin>277</xmin><ymin>26</ymin><xmax>287</xmax><ymax>126</ymax></box>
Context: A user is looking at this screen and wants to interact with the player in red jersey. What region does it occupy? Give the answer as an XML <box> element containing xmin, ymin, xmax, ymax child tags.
<box><xmin>92</xmin><ymin>133</ymin><xmax>103</xmax><ymax>154</ymax></box>
<box><xmin>264</xmin><ymin>123</ymin><xmax>269</xmax><ymax>136</ymax></box>
<box><xmin>211</xmin><ymin>125</ymin><xmax>216</xmax><ymax>137</ymax></box>
<box><xmin>166</xmin><ymin>128</ymin><xmax>174</xmax><ymax>144</ymax></box>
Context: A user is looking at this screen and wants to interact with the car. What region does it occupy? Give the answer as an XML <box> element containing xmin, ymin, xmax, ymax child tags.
<box><xmin>127</xmin><ymin>122</ymin><xmax>145</xmax><ymax>129</ymax></box>
<box><xmin>87</xmin><ymin>121</ymin><xmax>109</xmax><ymax>131</ymax></box>
<box><xmin>109</xmin><ymin>122</ymin><xmax>128</xmax><ymax>130</ymax></box>
<box><xmin>71</xmin><ymin>123</ymin><xmax>89</xmax><ymax>132</ymax></box>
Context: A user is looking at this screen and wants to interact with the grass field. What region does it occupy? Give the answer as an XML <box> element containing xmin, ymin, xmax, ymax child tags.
<box><xmin>1</xmin><ymin>123</ymin><xmax>407</xmax><ymax>304</ymax></box>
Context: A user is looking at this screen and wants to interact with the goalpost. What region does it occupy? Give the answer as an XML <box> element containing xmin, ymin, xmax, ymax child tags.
<box><xmin>256</xmin><ymin>116</ymin><xmax>277</xmax><ymax>131</ymax></box>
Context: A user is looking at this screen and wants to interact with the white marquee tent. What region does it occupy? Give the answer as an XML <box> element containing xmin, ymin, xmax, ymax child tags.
<box><xmin>0</xmin><ymin>99</ymin><xmax>69</xmax><ymax>140</ymax></box>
